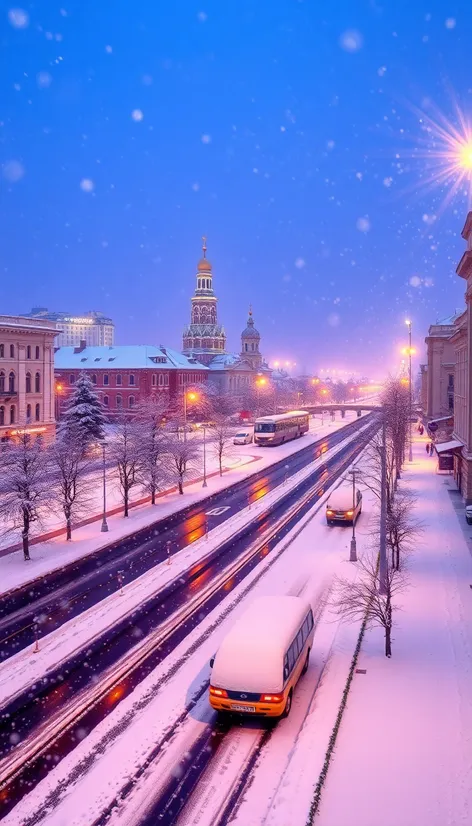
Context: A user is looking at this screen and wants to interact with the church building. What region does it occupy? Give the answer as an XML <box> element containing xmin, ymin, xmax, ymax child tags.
<box><xmin>182</xmin><ymin>239</ymin><xmax>272</xmax><ymax>391</ymax></box>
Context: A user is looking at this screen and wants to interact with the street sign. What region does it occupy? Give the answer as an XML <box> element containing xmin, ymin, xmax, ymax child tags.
<box><xmin>428</xmin><ymin>422</ymin><xmax>438</xmax><ymax>432</ymax></box>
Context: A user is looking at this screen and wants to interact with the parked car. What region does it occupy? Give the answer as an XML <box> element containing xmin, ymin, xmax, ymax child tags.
<box><xmin>466</xmin><ymin>505</ymin><xmax>472</xmax><ymax>525</ymax></box>
<box><xmin>233</xmin><ymin>429</ymin><xmax>253</xmax><ymax>445</ymax></box>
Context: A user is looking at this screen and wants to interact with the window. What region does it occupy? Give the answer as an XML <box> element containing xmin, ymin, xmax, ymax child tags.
<box><xmin>152</xmin><ymin>374</ymin><xmax>156</xmax><ymax>386</ymax></box>
<box><xmin>26</xmin><ymin>345</ymin><xmax>31</xmax><ymax>359</ymax></box>
<box><xmin>25</xmin><ymin>372</ymin><xmax>32</xmax><ymax>393</ymax></box>
<box><xmin>158</xmin><ymin>373</ymin><xmax>164</xmax><ymax>386</ymax></box>
<box><xmin>35</xmin><ymin>403</ymin><xmax>40</xmax><ymax>422</ymax></box>
<box><xmin>116</xmin><ymin>395</ymin><xmax>122</xmax><ymax>409</ymax></box>
<box><xmin>0</xmin><ymin>407</ymin><xmax>3</xmax><ymax>426</ymax></box>
<box><xmin>129</xmin><ymin>395</ymin><xmax>135</xmax><ymax>408</ymax></box>
<box><xmin>164</xmin><ymin>373</ymin><xmax>169</xmax><ymax>387</ymax></box>
<box><xmin>10</xmin><ymin>405</ymin><xmax>15</xmax><ymax>424</ymax></box>
<box><xmin>244</xmin><ymin>343</ymin><xmax>248</xmax><ymax>352</ymax></box>
<box><xmin>8</xmin><ymin>372</ymin><xmax>15</xmax><ymax>393</ymax></box>
<box><xmin>35</xmin><ymin>372</ymin><xmax>40</xmax><ymax>393</ymax></box>
<box><xmin>91</xmin><ymin>374</ymin><xmax>97</xmax><ymax>385</ymax></box>
<box><xmin>0</xmin><ymin>372</ymin><xmax>4</xmax><ymax>392</ymax></box>
<box><xmin>129</xmin><ymin>374</ymin><xmax>135</xmax><ymax>386</ymax></box>
<box><xmin>10</xmin><ymin>344</ymin><xmax>14</xmax><ymax>358</ymax></box>
<box><xmin>116</xmin><ymin>374</ymin><xmax>122</xmax><ymax>386</ymax></box>
<box><xmin>103</xmin><ymin>374</ymin><xmax>109</xmax><ymax>386</ymax></box>
<box><xmin>103</xmin><ymin>395</ymin><xmax>109</xmax><ymax>407</ymax></box>
<box><xmin>26</xmin><ymin>404</ymin><xmax>31</xmax><ymax>421</ymax></box>
<box><xmin>35</xmin><ymin>346</ymin><xmax>40</xmax><ymax>360</ymax></box>
<box><xmin>0</xmin><ymin>345</ymin><xmax>3</xmax><ymax>358</ymax></box>
<box><xmin>287</xmin><ymin>645</ymin><xmax>295</xmax><ymax>673</ymax></box>
<box><xmin>69</xmin><ymin>374</ymin><xmax>75</xmax><ymax>385</ymax></box>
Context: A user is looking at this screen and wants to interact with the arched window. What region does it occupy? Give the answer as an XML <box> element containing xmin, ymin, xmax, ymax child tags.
<box><xmin>91</xmin><ymin>374</ymin><xmax>97</xmax><ymax>385</ymax></box>
<box><xmin>35</xmin><ymin>346</ymin><xmax>40</xmax><ymax>360</ymax></box>
<box><xmin>26</xmin><ymin>345</ymin><xmax>31</xmax><ymax>360</ymax></box>
<box><xmin>0</xmin><ymin>372</ymin><xmax>4</xmax><ymax>392</ymax></box>
<box><xmin>0</xmin><ymin>407</ymin><xmax>4</xmax><ymax>426</ymax></box>
<box><xmin>103</xmin><ymin>374</ymin><xmax>109</xmax><ymax>386</ymax></box>
<box><xmin>26</xmin><ymin>404</ymin><xmax>32</xmax><ymax>421</ymax></box>
<box><xmin>129</xmin><ymin>395</ymin><xmax>135</xmax><ymax>408</ymax></box>
<box><xmin>10</xmin><ymin>405</ymin><xmax>15</xmax><ymax>424</ymax></box>
<box><xmin>244</xmin><ymin>343</ymin><xmax>248</xmax><ymax>352</ymax></box>
<box><xmin>116</xmin><ymin>395</ymin><xmax>122</xmax><ymax>409</ymax></box>
<box><xmin>35</xmin><ymin>372</ymin><xmax>40</xmax><ymax>393</ymax></box>
<box><xmin>129</xmin><ymin>374</ymin><xmax>135</xmax><ymax>386</ymax></box>
<box><xmin>35</xmin><ymin>403</ymin><xmax>40</xmax><ymax>422</ymax></box>
<box><xmin>25</xmin><ymin>372</ymin><xmax>32</xmax><ymax>393</ymax></box>
<box><xmin>103</xmin><ymin>395</ymin><xmax>109</xmax><ymax>407</ymax></box>
<box><xmin>116</xmin><ymin>374</ymin><xmax>122</xmax><ymax>386</ymax></box>
<box><xmin>69</xmin><ymin>374</ymin><xmax>75</xmax><ymax>385</ymax></box>
<box><xmin>8</xmin><ymin>372</ymin><xmax>15</xmax><ymax>393</ymax></box>
<box><xmin>0</xmin><ymin>345</ymin><xmax>3</xmax><ymax>358</ymax></box>
<box><xmin>10</xmin><ymin>344</ymin><xmax>14</xmax><ymax>358</ymax></box>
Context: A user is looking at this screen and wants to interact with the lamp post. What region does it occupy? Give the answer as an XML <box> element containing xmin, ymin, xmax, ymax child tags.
<box><xmin>101</xmin><ymin>441</ymin><xmax>108</xmax><ymax>533</ymax></box>
<box><xmin>406</xmin><ymin>319</ymin><xmax>413</xmax><ymax>462</ymax></box>
<box><xmin>255</xmin><ymin>376</ymin><xmax>266</xmax><ymax>419</ymax></box>
<box><xmin>183</xmin><ymin>390</ymin><xmax>198</xmax><ymax>442</ymax></box>
<box><xmin>379</xmin><ymin>415</ymin><xmax>388</xmax><ymax>594</ymax></box>
<box><xmin>202</xmin><ymin>425</ymin><xmax>207</xmax><ymax>487</ymax></box>
<box><xmin>55</xmin><ymin>382</ymin><xmax>63</xmax><ymax>421</ymax></box>
<box><xmin>348</xmin><ymin>468</ymin><xmax>359</xmax><ymax>562</ymax></box>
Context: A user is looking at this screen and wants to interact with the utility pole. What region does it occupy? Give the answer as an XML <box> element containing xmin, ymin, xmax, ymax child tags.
<box><xmin>101</xmin><ymin>441</ymin><xmax>108</xmax><ymax>533</ymax></box>
<box><xmin>348</xmin><ymin>467</ymin><xmax>359</xmax><ymax>562</ymax></box>
<box><xmin>379</xmin><ymin>416</ymin><xmax>388</xmax><ymax>595</ymax></box>
<box><xmin>406</xmin><ymin>319</ymin><xmax>413</xmax><ymax>462</ymax></box>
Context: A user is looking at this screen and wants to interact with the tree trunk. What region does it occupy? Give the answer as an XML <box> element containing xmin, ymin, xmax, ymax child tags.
<box><xmin>124</xmin><ymin>488</ymin><xmax>129</xmax><ymax>517</ymax></box>
<box><xmin>219</xmin><ymin>454</ymin><xmax>223</xmax><ymax>477</ymax></box>
<box><xmin>151</xmin><ymin>488</ymin><xmax>156</xmax><ymax>505</ymax></box>
<box><xmin>385</xmin><ymin>623</ymin><xmax>392</xmax><ymax>657</ymax></box>
<box><xmin>178</xmin><ymin>480</ymin><xmax>183</xmax><ymax>494</ymax></box>
<box><xmin>66</xmin><ymin>515</ymin><xmax>72</xmax><ymax>541</ymax></box>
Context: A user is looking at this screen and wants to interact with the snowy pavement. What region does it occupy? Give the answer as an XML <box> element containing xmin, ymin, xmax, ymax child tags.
<box><xmin>315</xmin><ymin>435</ymin><xmax>472</xmax><ymax>826</ymax></box>
<box><xmin>2</xmin><ymin>436</ymin><xmax>376</xmax><ymax>826</ymax></box>
<box><xmin>0</xmin><ymin>412</ymin><xmax>362</xmax><ymax>596</ymax></box>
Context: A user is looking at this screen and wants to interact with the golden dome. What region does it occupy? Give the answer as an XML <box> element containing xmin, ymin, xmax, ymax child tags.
<box><xmin>197</xmin><ymin>257</ymin><xmax>212</xmax><ymax>272</ymax></box>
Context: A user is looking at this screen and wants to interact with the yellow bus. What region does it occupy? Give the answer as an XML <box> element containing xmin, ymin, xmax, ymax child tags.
<box><xmin>209</xmin><ymin>595</ymin><xmax>314</xmax><ymax>718</ymax></box>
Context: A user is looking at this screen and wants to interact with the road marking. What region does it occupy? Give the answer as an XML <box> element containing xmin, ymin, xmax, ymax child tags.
<box><xmin>205</xmin><ymin>506</ymin><xmax>231</xmax><ymax>516</ymax></box>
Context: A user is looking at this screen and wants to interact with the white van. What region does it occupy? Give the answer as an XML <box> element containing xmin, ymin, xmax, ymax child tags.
<box><xmin>209</xmin><ymin>595</ymin><xmax>314</xmax><ymax>718</ymax></box>
<box><xmin>233</xmin><ymin>429</ymin><xmax>253</xmax><ymax>445</ymax></box>
<box><xmin>326</xmin><ymin>486</ymin><xmax>362</xmax><ymax>526</ymax></box>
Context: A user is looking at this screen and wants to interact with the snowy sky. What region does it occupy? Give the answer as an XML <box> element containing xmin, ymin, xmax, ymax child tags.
<box><xmin>2</xmin><ymin>0</ymin><xmax>471</xmax><ymax>376</ymax></box>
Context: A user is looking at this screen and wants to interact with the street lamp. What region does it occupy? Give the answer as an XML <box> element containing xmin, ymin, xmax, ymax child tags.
<box><xmin>202</xmin><ymin>424</ymin><xmax>207</xmax><ymax>488</ymax></box>
<box><xmin>101</xmin><ymin>441</ymin><xmax>108</xmax><ymax>533</ymax></box>
<box><xmin>183</xmin><ymin>390</ymin><xmax>198</xmax><ymax>442</ymax></box>
<box><xmin>348</xmin><ymin>468</ymin><xmax>360</xmax><ymax>562</ymax></box>
<box><xmin>405</xmin><ymin>319</ymin><xmax>413</xmax><ymax>462</ymax></box>
<box><xmin>55</xmin><ymin>382</ymin><xmax>64</xmax><ymax>421</ymax></box>
<box><xmin>255</xmin><ymin>376</ymin><xmax>267</xmax><ymax>418</ymax></box>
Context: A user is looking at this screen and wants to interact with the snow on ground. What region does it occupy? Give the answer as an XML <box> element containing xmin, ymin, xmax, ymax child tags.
<box><xmin>0</xmin><ymin>412</ymin><xmax>361</xmax><ymax>596</ymax></box>
<box><xmin>2</xmin><ymin>434</ymin><xmax>374</xmax><ymax>826</ymax></box>
<box><xmin>0</xmin><ymin>420</ymin><xmax>372</xmax><ymax>710</ymax></box>
<box><xmin>312</xmin><ymin>434</ymin><xmax>472</xmax><ymax>826</ymax></box>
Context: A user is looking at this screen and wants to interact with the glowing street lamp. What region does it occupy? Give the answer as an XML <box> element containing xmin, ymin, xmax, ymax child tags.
<box><xmin>183</xmin><ymin>390</ymin><xmax>199</xmax><ymax>442</ymax></box>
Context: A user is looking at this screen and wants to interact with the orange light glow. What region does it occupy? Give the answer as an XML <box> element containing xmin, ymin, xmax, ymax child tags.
<box><xmin>56</xmin><ymin>383</ymin><xmax>63</xmax><ymax>392</ymax></box>
<box><xmin>187</xmin><ymin>391</ymin><xmax>198</xmax><ymax>402</ymax></box>
<box><xmin>255</xmin><ymin>377</ymin><xmax>267</xmax><ymax>387</ymax></box>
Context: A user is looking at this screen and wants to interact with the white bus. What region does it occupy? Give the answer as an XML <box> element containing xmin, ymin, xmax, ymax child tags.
<box><xmin>254</xmin><ymin>410</ymin><xmax>309</xmax><ymax>446</ymax></box>
<box><xmin>209</xmin><ymin>595</ymin><xmax>314</xmax><ymax>718</ymax></box>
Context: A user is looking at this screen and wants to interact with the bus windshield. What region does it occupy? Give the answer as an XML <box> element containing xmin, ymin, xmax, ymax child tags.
<box><xmin>255</xmin><ymin>422</ymin><xmax>275</xmax><ymax>433</ymax></box>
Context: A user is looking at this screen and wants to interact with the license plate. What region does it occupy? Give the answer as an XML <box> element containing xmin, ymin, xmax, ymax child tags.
<box><xmin>232</xmin><ymin>704</ymin><xmax>256</xmax><ymax>713</ymax></box>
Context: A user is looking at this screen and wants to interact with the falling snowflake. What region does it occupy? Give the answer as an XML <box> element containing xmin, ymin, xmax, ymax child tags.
<box><xmin>201</xmin><ymin>134</ymin><xmax>212</xmax><ymax>144</ymax></box>
<box><xmin>142</xmin><ymin>74</ymin><xmax>153</xmax><ymax>86</ymax></box>
<box><xmin>328</xmin><ymin>313</ymin><xmax>341</xmax><ymax>327</ymax></box>
<box><xmin>409</xmin><ymin>275</ymin><xmax>421</xmax><ymax>287</ymax></box>
<box><xmin>445</xmin><ymin>18</ymin><xmax>456</xmax><ymax>29</ymax></box>
<box><xmin>424</xmin><ymin>278</ymin><xmax>434</xmax><ymax>287</ymax></box>
<box><xmin>378</xmin><ymin>66</ymin><xmax>387</xmax><ymax>76</ymax></box>
<box><xmin>105</xmin><ymin>45</ymin><xmax>113</xmax><ymax>53</ymax></box>
<box><xmin>131</xmin><ymin>109</ymin><xmax>143</xmax><ymax>122</ymax></box>
<box><xmin>422</xmin><ymin>213</ymin><xmax>436</xmax><ymax>225</ymax></box>
<box><xmin>2</xmin><ymin>160</ymin><xmax>25</xmax><ymax>182</ymax></box>
<box><xmin>191</xmin><ymin>182</ymin><xmax>200</xmax><ymax>191</ymax></box>
<box><xmin>37</xmin><ymin>71</ymin><xmax>52</xmax><ymax>89</ymax></box>
<box><xmin>80</xmin><ymin>178</ymin><xmax>94</xmax><ymax>193</ymax></box>
<box><xmin>356</xmin><ymin>172</ymin><xmax>363</xmax><ymax>180</ymax></box>
<box><xmin>294</xmin><ymin>258</ymin><xmax>305</xmax><ymax>269</ymax></box>
<box><xmin>7</xmin><ymin>8</ymin><xmax>29</xmax><ymax>28</ymax></box>
<box><xmin>339</xmin><ymin>30</ymin><xmax>363</xmax><ymax>53</ymax></box>
<box><xmin>356</xmin><ymin>217</ymin><xmax>371</xmax><ymax>232</ymax></box>
<box><xmin>197</xmin><ymin>11</ymin><xmax>208</xmax><ymax>22</ymax></box>
<box><xmin>9</xmin><ymin>732</ymin><xmax>21</xmax><ymax>745</ymax></box>
<box><xmin>326</xmin><ymin>140</ymin><xmax>335</xmax><ymax>150</ymax></box>
<box><xmin>383</xmin><ymin>177</ymin><xmax>393</xmax><ymax>187</ymax></box>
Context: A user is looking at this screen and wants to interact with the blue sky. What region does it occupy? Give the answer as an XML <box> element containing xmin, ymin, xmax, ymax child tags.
<box><xmin>1</xmin><ymin>0</ymin><xmax>471</xmax><ymax>376</ymax></box>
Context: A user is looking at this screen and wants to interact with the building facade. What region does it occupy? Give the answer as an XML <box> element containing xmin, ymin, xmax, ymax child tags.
<box><xmin>54</xmin><ymin>343</ymin><xmax>207</xmax><ymax>416</ymax></box>
<box><xmin>424</xmin><ymin>313</ymin><xmax>460</xmax><ymax>420</ymax></box>
<box><xmin>207</xmin><ymin>308</ymin><xmax>272</xmax><ymax>392</ymax></box>
<box><xmin>182</xmin><ymin>239</ymin><xmax>226</xmax><ymax>366</ymax></box>
<box><xmin>0</xmin><ymin>315</ymin><xmax>57</xmax><ymax>443</ymax></box>
<box><xmin>24</xmin><ymin>308</ymin><xmax>114</xmax><ymax>347</ymax></box>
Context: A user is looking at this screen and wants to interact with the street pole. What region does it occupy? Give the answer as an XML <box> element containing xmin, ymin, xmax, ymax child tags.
<box><xmin>379</xmin><ymin>416</ymin><xmax>388</xmax><ymax>595</ymax></box>
<box><xmin>407</xmin><ymin>320</ymin><xmax>413</xmax><ymax>462</ymax></box>
<box><xmin>202</xmin><ymin>425</ymin><xmax>207</xmax><ymax>487</ymax></box>
<box><xmin>101</xmin><ymin>442</ymin><xmax>108</xmax><ymax>533</ymax></box>
<box><xmin>348</xmin><ymin>468</ymin><xmax>358</xmax><ymax>562</ymax></box>
<box><xmin>183</xmin><ymin>390</ymin><xmax>187</xmax><ymax>442</ymax></box>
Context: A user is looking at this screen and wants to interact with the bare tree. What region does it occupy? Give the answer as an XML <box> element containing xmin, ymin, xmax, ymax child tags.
<box><xmin>331</xmin><ymin>552</ymin><xmax>408</xmax><ymax>657</ymax></box>
<box><xmin>0</xmin><ymin>435</ymin><xmax>50</xmax><ymax>560</ymax></box>
<box><xmin>49</xmin><ymin>425</ymin><xmax>94</xmax><ymax>540</ymax></box>
<box><xmin>165</xmin><ymin>436</ymin><xmax>200</xmax><ymax>494</ymax></box>
<box><xmin>387</xmin><ymin>488</ymin><xmax>423</xmax><ymax>570</ymax></box>
<box><xmin>207</xmin><ymin>413</ymin><xmax>235</xmax><ymax>476</ymax></box>
<box><xmin>135</xmin><ymin>396</ymin><xmax>169</xmax><ymax>505</ymax></box>
<box><xmin>109</xmin><ymin>416</ymin><xmax>141</xmax><ymax>517</ymax></box>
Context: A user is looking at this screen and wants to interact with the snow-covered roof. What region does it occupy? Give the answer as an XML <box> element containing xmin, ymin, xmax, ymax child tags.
<box><xmin>54</xmin><ymin>345</ymin><xmax>208</xmax><ymax>371</ymax></box>
<box><xmin>434</xmin><ymin>439</ymin><xmax>463</xmax><ymax>454</ymax></box>
<box><xmin>211</xmin><ymin>596</ymin><xmax>311</xmax><ymax>693</ymax></box>
<box><xmin>207</xmin><ymin>353</ymin><xmax>240</xmax><ymax>369</ymax></box>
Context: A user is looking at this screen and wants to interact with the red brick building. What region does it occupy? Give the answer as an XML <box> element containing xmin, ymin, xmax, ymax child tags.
<box><xmin>54</xmin><ymin>343</ymin><xmax>208</xmax><ymax>415</ymax></box>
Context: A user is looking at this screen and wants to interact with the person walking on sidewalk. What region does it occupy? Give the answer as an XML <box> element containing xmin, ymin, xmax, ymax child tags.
<box><xmin>430</xmin><ymin>442</ymin><xmax>435</xmax><ymax>456</ymax></box>
<box><xmin>426</xmin><ymin>443</ymin><xmax>430</xmax><ymax>455</ymax></box>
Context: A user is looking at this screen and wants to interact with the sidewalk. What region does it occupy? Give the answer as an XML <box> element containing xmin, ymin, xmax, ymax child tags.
<box><xmin>316</xmin><ymin>435</ymin><xmax>472</xmax><ymax>826</ymax></box>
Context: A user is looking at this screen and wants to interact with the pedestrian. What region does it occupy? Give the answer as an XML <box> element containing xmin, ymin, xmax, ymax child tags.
<box><xmin>419</xmin><ymin>425</ymin><xmax>424</xmax><ymax>436</ymax></box>
<box><xmin>430</xmin><ymin>442</ymin><xmax>434</xmax><ymax>456</ymax></box>
<box><xmin>426</xmin><ymin>443</ymin><xmax>430</xmax><ymax>455</ymax></box>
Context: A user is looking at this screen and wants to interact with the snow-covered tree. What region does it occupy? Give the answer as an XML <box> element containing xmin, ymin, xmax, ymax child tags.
<box><xmin>50</xmin><ymin>424</ymin><xmax>94</xmax><ymax>540</ymax></box>
<box><xmin>109</xmin><ymin>416</ymin><xmax>141</xmax><ymax>517</ymax></box>
<box><xmin>59</xmin><ymin>372</ymin><xmax>106</xmax><ymax>449</ymax></box>
<box><xmin>135</xmin><ymin>396</ymin><xmax>169</xmax><ymax>505</ymax></box>
<box><xmin>165</xmin><ymin>436</ymin><xmax>200</xmax><ymax>494</ymax></box>
<box><xmin>0</xmin><ymin>434</ymin><xmax>50</xmax><ymax>560</ymax></box>
<box><xmin>207</xmin><ymin>413</ymin><xmax>236</xmax><ymax>476</ymax></box>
